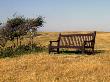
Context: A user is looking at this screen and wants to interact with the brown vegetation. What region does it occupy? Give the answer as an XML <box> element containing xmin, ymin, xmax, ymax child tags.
<box><xmin>0</xmin><ymin>32</ymin><xmax>110</xmax><ymax>82</ymax></box>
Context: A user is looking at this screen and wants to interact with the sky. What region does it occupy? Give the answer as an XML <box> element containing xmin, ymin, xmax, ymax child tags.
<box><xmin>0</xmin><ymin>0</ymin><xmax>110</xmax><ymax>32</ymax></box>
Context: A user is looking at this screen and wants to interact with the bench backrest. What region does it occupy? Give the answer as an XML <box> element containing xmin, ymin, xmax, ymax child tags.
<box><xmin>58</xmin><ymin>31</ymin><xmax>96</xmax><ymax>47</ymax></box>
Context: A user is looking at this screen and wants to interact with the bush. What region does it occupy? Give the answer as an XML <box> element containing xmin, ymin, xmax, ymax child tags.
<box><xmin>0</xmin><ymin>43</ymin><xmax>45</xmax><ymax>58</ymax></box>
<box><xmin>0</xmin><ymin>47</ymin><xmax>14</xmax><ymax>58</ymax></box>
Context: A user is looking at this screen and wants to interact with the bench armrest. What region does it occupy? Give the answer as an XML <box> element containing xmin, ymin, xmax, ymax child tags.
<box><xmin>50</xmin><ymin>40</ymin><xmax>59</xmax><ymax>43</ymax></box>
<box><xmin>49</xmin><ymin>40</ymin><xmax>59</xmax><ymax>46</ymax></box>
<box><xmin>84</xmin><ymin>39</ymin><xmax>95</xmax><ymax>43</ymax></box>
<box><xmin>84</xmin><ymin>40</ymin><xmax>95</xmax><ymax>47</ymax></box>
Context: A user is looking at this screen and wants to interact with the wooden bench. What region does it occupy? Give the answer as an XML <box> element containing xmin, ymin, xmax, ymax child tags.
<box><xmin>49</xmin><ymin>31</ymin><xmax>96</xmax><ymax>54</ymax></box>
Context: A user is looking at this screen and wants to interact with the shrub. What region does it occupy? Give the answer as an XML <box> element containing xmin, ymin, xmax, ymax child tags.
<box><xmin>0</xmin><ymin>43</ymin><xmax>45</xmax><ymax>58</ymax></box>
<box><xmin>0</xmin><ymin>47</ymin><xmax>14</xmax><ymax>58</ymax></box>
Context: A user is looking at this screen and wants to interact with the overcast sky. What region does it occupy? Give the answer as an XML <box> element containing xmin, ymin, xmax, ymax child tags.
<box><xmin>0</xmin><ymin>0</ymin><xmax>110</xmax><ymax>32</ymax></box>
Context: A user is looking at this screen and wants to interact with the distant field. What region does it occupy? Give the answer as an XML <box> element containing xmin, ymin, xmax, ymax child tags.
<box><xmin>0</xmin><ymin>32</ymin><xmax>110</xmax><ymax>82</ymax></box>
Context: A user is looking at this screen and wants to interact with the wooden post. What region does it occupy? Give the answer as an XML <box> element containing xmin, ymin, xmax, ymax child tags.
<box><xmin>57</xmin><ymin>33</ymin><xmax>61</xmax><ymax>53</ymax></box>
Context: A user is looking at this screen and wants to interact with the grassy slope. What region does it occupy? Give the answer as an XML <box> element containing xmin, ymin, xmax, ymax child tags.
<box><xmin>0</xmin><ymin>32</ymin><xmax>110</xmax><ymax>82</ymax></box>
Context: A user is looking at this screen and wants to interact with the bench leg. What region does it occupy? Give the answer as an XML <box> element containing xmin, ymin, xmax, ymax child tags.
<box><xmin>82</xmin><ymin>46</ymin><xmax>85</xmax><ymax>54</ymax></box>
<box><xmin>57</xmin><ymin>48</ymin><xmax>60</xmax><ymax>54</ymax></box>
<box><xmin>92</xmin><ymin>48</ymin><xmax>95</xmax><ymax>54</ymax></box>
<box><xmin>82</xmin><ymin>49</ymin><xmax>85</xmax><ymax>54</ymax></box>
<box><xmin>48</xmin><ymin>45</ymin><xmax>51</xmax><ymax>54</ymax></box>
<box><xmin>49</xmin><ymin>49</ymin><xmax>51</xmax><ymax>54</ymax></box>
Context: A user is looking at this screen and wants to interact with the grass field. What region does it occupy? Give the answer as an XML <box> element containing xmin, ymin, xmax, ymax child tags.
<box><xmin>0</xmin><ymin>32</ymin><xmax>110</xmax><ymax>82</ymax></box>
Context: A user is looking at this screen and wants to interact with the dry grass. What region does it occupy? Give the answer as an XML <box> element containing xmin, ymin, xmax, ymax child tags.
<box><xmin>0</xmin><ymin>32</ymin><xmax>110</xmax><ymax>82</ymax></box>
